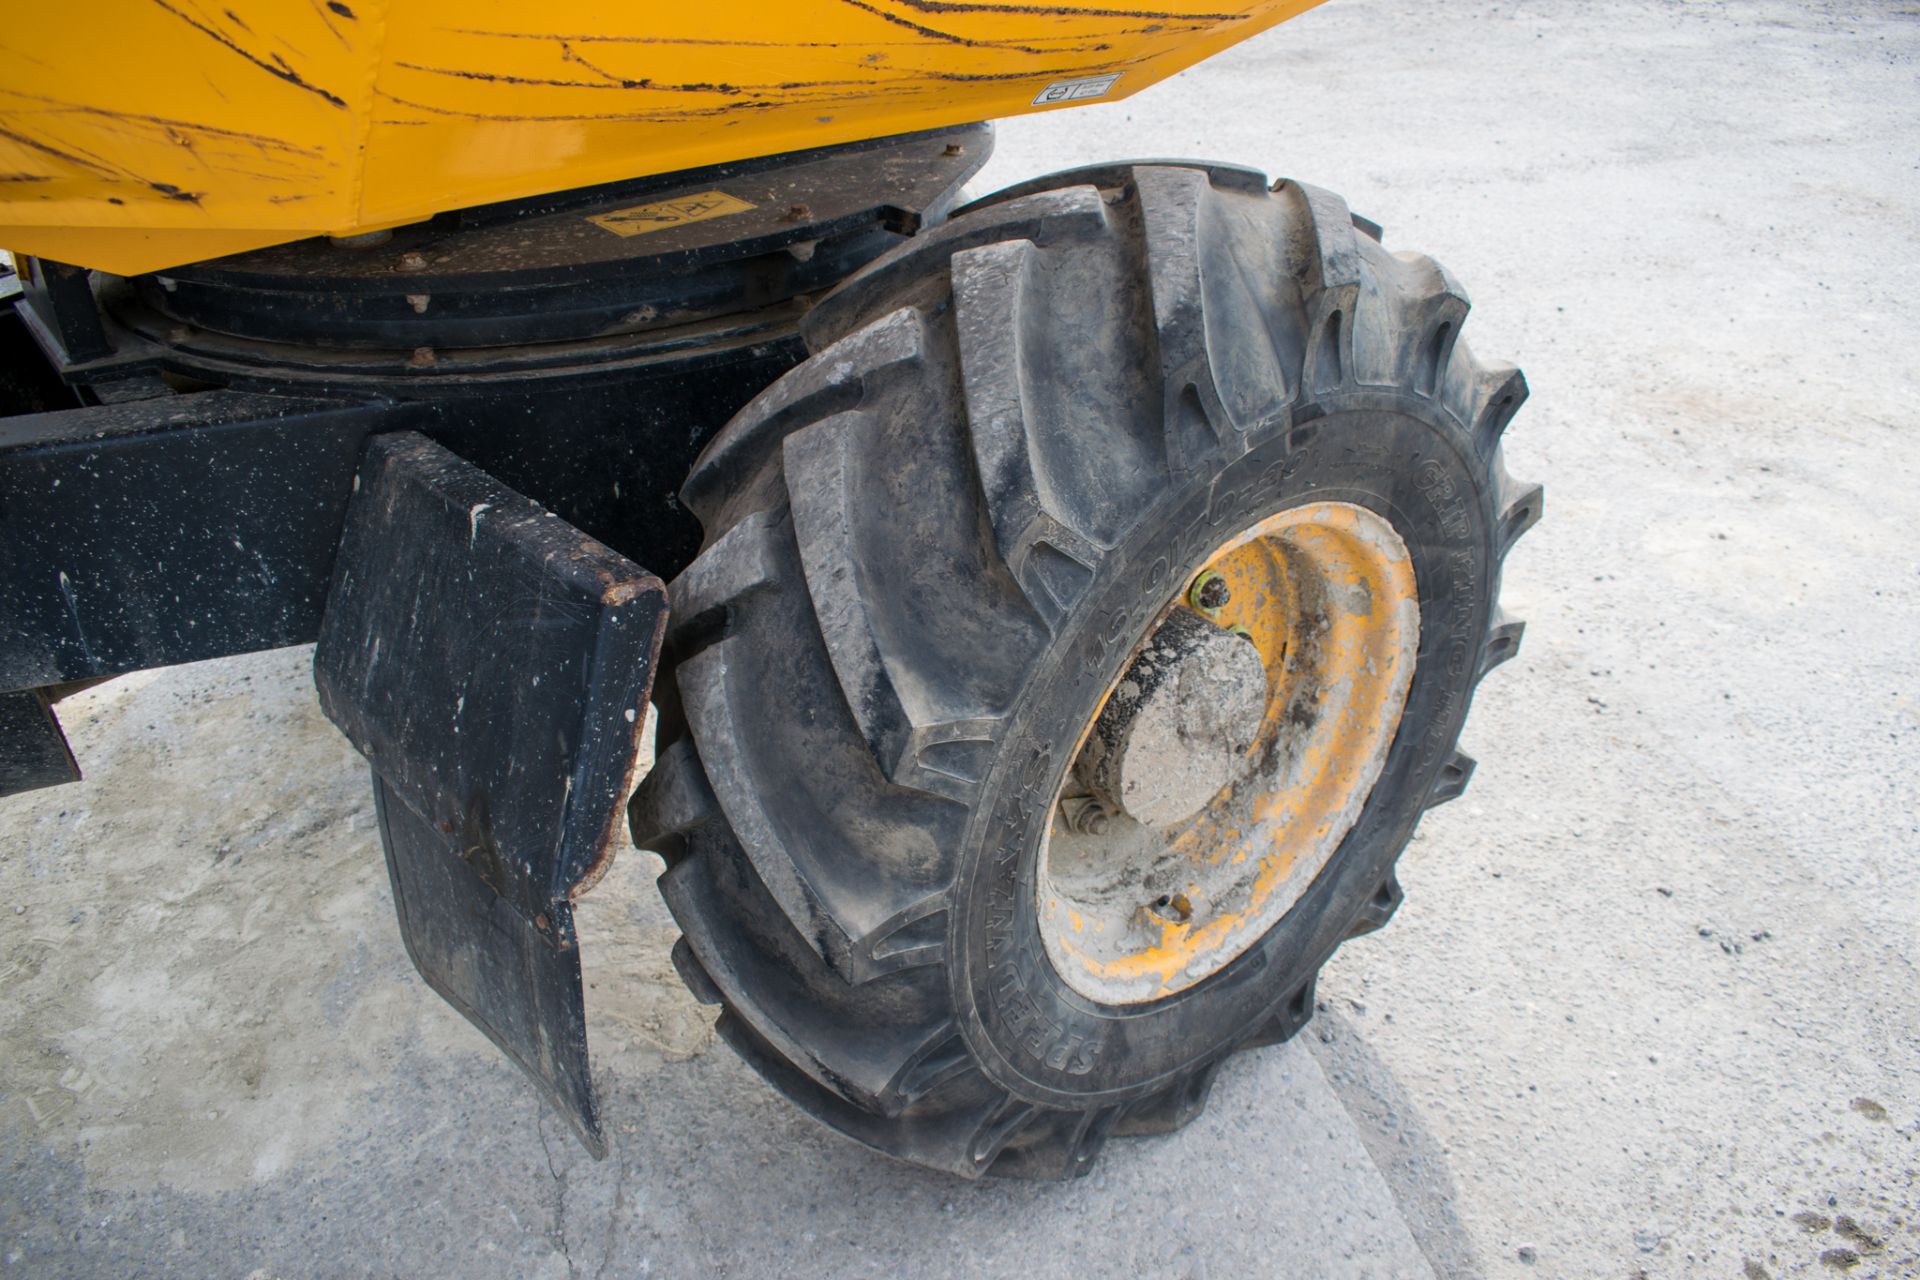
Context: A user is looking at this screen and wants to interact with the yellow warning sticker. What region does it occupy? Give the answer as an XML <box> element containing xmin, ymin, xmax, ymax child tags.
<box><xmin>588</xmin><ymin>190</ymin><xmax>757</xmax><ymax>238</ymax></box>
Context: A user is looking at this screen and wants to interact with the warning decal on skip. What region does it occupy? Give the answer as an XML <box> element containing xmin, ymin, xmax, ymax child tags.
<box><xmin>588</xmin><ymin>191</ymin><xmax>757</xmax><ymax>238</ymax></box>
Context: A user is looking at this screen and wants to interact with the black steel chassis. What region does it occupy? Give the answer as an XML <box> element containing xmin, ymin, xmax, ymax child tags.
<box><xmin>0</xmin><ymin>124</ymin><xmax>989</xmax><ymax>1150</ymax></box>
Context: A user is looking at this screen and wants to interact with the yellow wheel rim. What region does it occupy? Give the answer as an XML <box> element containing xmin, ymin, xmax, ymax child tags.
<box><xmin>1037</xmin><ymin>501</ymin><xmax>1420</xmax><ymax>1004</ymax></box>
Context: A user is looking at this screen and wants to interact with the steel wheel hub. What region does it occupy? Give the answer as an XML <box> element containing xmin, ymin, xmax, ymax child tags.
<box><xmin>1037</xmin><ymin>501</ymin><xmax>1421</xmax><ymax>1004</ymax></box>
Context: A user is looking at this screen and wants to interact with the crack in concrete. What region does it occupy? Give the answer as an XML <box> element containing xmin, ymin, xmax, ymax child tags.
<box><xmin>536</xmin><ymin>1107</ymin><xmax>578</xmax><ymax>1280</ymax></box>
<box><xmin>593</xmin><ymin>1154</ymin><xmax>626</xmax><ymax>1279</ymax></box>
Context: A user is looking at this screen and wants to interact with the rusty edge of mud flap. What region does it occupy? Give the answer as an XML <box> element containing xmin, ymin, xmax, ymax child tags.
<box><xmin>314</xmin><ymin>431</ymin><xmax>667</xmax><ymax>1158</ymax></box>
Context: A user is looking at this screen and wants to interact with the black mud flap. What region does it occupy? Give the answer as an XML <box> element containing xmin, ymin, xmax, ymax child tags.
<box><xmin>315</xmin><ymin>432</ymin><xmax>666</xmax><ymax>1156</ymax></box>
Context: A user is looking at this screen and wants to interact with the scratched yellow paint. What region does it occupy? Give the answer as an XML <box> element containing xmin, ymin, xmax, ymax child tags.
<box><xmin>0</xmin><ymin>0</ymin><xmax>1330</xmax><ymax>275</ymax></box>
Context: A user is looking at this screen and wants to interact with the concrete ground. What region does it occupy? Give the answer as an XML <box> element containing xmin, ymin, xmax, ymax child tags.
<box><xmin>4</xmin><ymin>0</ymin><xmax>1917</xmax><ymax>1275</ymax></box>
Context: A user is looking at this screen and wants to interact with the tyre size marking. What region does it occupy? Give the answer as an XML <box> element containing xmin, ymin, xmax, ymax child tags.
<box><xmin>1409</xmin><ymin>460</ymin><xmax>1484</xmax><ymax>775</ymax></box>
<box><xmin>1031</xmin><ymin>72</ymin><xmax>1121</xmax><ymax>107</ymax></box>
<box><xmin>587</xmin><ymin>190</ymin><xmax>756</xmax><ymax>238</ymax></box>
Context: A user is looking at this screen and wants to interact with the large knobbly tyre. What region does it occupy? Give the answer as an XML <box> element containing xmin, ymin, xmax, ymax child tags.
<box><xmin>630</xmin><ymin>161</ymin><xmax>1539</xmax><ymax>1179</ymax></box>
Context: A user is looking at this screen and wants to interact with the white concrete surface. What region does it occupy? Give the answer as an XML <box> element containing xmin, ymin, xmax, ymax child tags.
<box><xmin>4</xmin><ymin>1</ymin><xmax>1917</xmax><ymax>1276</ymax></box>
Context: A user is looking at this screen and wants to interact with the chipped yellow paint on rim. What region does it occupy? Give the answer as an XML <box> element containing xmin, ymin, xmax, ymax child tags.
<box><xmin>1038</xmin><ymin>501</ymin><xmax>1419</xmax><ymax>1004</ymax></box>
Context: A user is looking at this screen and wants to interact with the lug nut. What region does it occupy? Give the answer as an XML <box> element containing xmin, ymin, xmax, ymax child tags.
<box><xmin>1191</xmin><ymin>571</ymin><xmax>1231</xmax><ymax>611</ymax></box>
<box><xmin>1062</xmin><ymin>796</ymin><xmax>1111</xmax><ymax>835</ymax></box>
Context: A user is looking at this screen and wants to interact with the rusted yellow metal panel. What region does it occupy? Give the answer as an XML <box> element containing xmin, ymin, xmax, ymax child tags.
<box><xmin>0</xmin><ymin>0</ymin><xmax>1327</xmax><ymax>275</ymax></box>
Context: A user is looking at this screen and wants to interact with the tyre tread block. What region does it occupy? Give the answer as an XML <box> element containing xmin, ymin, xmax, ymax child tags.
<box><xmin>661</xmin><ymin>849</ymin><xmax>954</xmax><ymax>1114</ymax></box>
<box><xmin>783</xmin><ymin>407</ymin><xmax>1028</xmax><ymax>803</ymax></box>
<box><xmin>1112</xmin><ymin>1059</ymin><xmax>1224</xmax><ymax>1137</ymax></box>
<box><xmin>803</xmin><ymin>185</ymin><xmax>1114</xmax><ymax>347</ymax></box>
<box><xmin>1238</xmin><ymin>975</ymin><xmax>1319</xmax><ymax>1050</ymax></box>
<box><xmin>950</xmin><ymin>238</ymin><xmax>1104</xmax><ymax>627</ymax></box>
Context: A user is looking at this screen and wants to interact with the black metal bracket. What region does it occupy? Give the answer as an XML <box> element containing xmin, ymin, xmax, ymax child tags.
<box><xmin>15</xmin><ymin>259</ymin><xmax>112</xmax><ymax>365</ymax></box>
<box><xmin>314</xmin><ymin>433</ymin><xmax>667</xmax><ymax>1155</ymax></box>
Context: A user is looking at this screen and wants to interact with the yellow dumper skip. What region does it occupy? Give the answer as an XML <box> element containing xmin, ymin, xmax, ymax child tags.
<box><xmin>0</xmin><ymin>0</ymin><xmax>1327</xmax><ymax>275</ymax></box>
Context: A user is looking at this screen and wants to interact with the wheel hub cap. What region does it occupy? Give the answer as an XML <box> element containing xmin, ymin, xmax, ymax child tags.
<box><xmin>1080</xmin><ymin>607</ymin><xmax>1270</xmax><ymax>829</ymax></box>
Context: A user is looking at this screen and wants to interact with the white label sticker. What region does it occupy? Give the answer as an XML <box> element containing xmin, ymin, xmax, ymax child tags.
<box><xmin>1032</xmin><ymin>72</ymin><xmax>1122</xmax><ymax>107</ymax></box>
